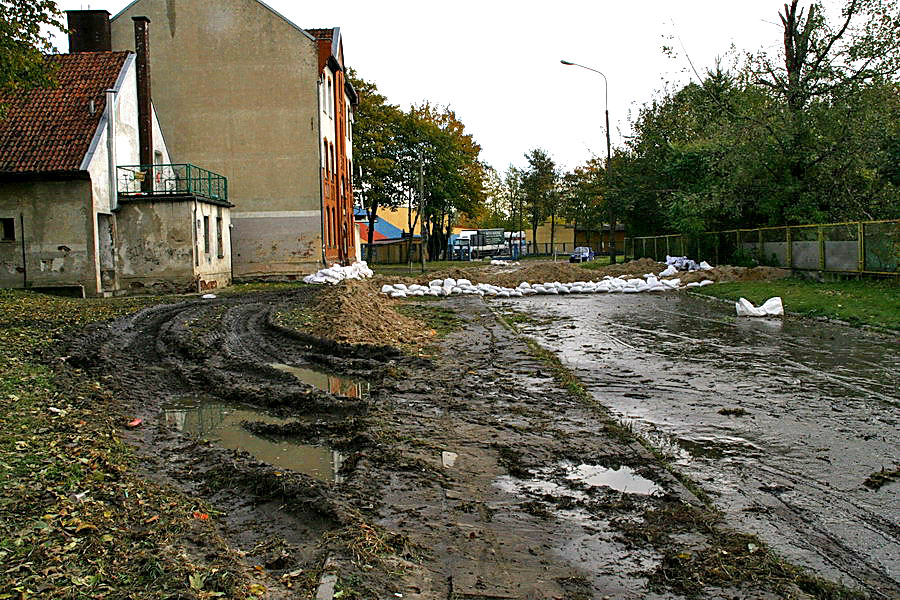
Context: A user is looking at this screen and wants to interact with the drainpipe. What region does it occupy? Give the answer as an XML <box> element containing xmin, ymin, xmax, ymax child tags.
<box><xmin>19</xmin><ymin>213</ymin><xmax>26</xmax><ymax>288</ymax></box>
<box><xmin>316</xmin><ymin>76</ymin><xmax>326</xmax><ymax>267</ymax></box>
<box><xmin>105</xmin><ymin>88</ymin><xmax>118</xmax><ymax>210</ymax></box>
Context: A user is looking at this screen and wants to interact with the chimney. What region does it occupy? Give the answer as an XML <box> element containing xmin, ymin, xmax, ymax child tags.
<box><xmin>66</xmin><ymin>10</ymin><xmax>111</xmax><ymax>52</ymax></box>
<box><xmin>132</xmin><ymin>17</ymin><xmax>153</xmax><ymax>191</ymax></box>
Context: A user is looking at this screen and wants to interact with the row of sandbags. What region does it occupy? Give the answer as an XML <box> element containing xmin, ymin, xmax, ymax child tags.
<box><xmin>380</xmin><ymin>274</ymin><xmax>715</xmax><ymax>299</ymax></box>
<box><xmin>302</xmin><ymin>261</ymin><xmax>374</xmax><ymax>285</ymax></box>
<box><xmin>658</xmin><ymin>255</ymin><xmax>715</xmax><ymax>277</ymax></box>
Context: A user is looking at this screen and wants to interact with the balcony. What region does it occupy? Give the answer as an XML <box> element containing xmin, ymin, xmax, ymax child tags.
<box><xmin>117</xmin><ymin>164</ymin><xmax>228</xmax><ymax>203</ymax></box>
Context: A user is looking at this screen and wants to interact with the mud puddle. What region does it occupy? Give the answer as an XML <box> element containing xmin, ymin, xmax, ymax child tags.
<box><xmin>270</xmin><ymin>362</ymin><xmax>370</xmax><ymax>399</ymax></box>
<box><xmin>162</xmin><ymin>396</ymin><xmax>345</xmax><ymax>481</ymax></box>
<box><xmin>500</xmin><ymin>293</ymin><xmax>900</xmax><ymax>596</ymax></box>
<box><xmin>497</xmin><ymin>462</ymin><xmax>661</xmax><ymax>501</ymax></box>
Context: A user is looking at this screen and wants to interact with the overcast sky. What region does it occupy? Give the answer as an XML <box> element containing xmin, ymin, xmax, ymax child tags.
<box><xmin>56</xmin><ymin>1</ymin><xmax>844</xmax><ymax>173</ymax></box>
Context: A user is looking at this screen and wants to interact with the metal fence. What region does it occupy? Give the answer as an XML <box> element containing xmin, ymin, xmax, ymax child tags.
<box><xmin>626</xmin><ymin>220</ymin><xmax>899</xmax><ymax>275</ymax></box>
<box><xmin>117</xmin><ymin>164</ymin><xmax>228</xmax><ymax>202</ymax></box>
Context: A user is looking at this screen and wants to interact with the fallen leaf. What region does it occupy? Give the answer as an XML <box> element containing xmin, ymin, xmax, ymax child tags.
<box><xmin>126</xmin><ymin>418</ymin><xmax>142</xmax><ymax>428</ymax></box>
<box><xmin>144</xmin><ymin>515</ymin><xmax>159</xmax><ymax>524</ymax></box>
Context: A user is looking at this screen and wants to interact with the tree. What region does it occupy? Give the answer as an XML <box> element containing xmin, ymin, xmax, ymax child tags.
<box><xmin>0</xmin><ymin>0</ymin><xmax>64</xmax><ymax>117</ymax></box>
<box><xmin>408</xmin><ymin>103</ymin><xmax>486</xmax><ymax>261</ymax></box>
<box><xmin>346</xmin><ymin>71</ymin><xmax>406</xmax><ymax>259</ymax></box>
<box><xmin>743</xmin><ymin>0</ymin><xmax>900</xmax><ymax>222</ymax></box>
<box><xmin>521</xmin><ymin>148</ymin><xmax>557</xmax><ymax>254</ymax></box>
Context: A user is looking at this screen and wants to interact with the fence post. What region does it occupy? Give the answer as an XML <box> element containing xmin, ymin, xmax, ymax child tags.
<box><xmin>653</xmin><ymin>237</ymin><xmax>658</xmax><ymax>260</ymax></box>
<box><xmin>786</xmin><ymin>227</ymin><xmax>792</xmax><ymax>269</ymax></box>
<box><xmin>857</xmin><ymin>222</ymin><xmax>864</xmax><ymax>273</ymax></box>
<box><xmin>818</xmin><ymin>225</ymin><xmax>825</xmax><ymax>271</ymax></box>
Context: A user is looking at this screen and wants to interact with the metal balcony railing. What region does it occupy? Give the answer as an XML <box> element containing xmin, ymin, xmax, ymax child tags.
<box><xmin>117</xmin><ymin>164</ymin><xmax>228</xmax><ymax>202</ymax></box>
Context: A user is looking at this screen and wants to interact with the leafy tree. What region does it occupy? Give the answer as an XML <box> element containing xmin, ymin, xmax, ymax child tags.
<box><xmin>346</xmin><ymin>71</ymin><xmax>407</xmax><ymax>259</ymax></box>
<box><xmin>521</xmin><ymin>148</ymin><xmax>557</xmax><ymax>253</ymax></box>
<box><xmin>0</xmin><ymin>0</ymin><xmax>64</xmax><ymax>117</ymax></box>
<box><xmin>408</xmin><ymin>103</ymin><xmax>486</xmax><ymax>261</ymax></box>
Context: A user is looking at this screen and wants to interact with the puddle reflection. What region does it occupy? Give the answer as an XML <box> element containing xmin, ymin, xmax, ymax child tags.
<box><xmin>565</xmin><ymin>464</ymin><xmax>661</xmax><ymax>495</ymax></box>
<box><xmin>162</xmin><ymin>398</ymin><xmax>343</xmax><ymax>482</ymax></box>
<box><xmin>270</xmin><ymin>363</ymin><xmax>370</xmax><ymax>399</ymax></box>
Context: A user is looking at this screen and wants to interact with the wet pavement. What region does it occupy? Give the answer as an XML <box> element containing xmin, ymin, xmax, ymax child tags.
<box><xmin>499</xmin><ymin>293</ymin><xmax>900</xmax><ymax>597</ymax></box>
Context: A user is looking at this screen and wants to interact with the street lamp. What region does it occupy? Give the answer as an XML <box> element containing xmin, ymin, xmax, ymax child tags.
<box><xmin>560</xmin><ymin>59</ymin><xmax>617</xmax><ymax>263</ymax></box>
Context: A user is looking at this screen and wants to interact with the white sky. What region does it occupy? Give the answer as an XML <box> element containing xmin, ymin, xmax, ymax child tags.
<box><xmin>54</xmin><ymin>1</ymin><xmax>844</xmax><ymax>173</ymax></box>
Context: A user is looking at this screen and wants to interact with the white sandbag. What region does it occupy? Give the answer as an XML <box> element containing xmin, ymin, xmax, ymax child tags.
<box><xmin>451</xmin><ymin>286</ymin><xmax>462</xmax><ymax>295</ymax></box>
<box><xmin>390</xmin><ymin>291</ymin><xmax>407</xmax><ymax>298</ymax></box>
<box><xmin>426</xmin><ymin>289</ymin><xmax>439</xmax><ymax>296</ymax></box>
<box><xmin>411</xmin><ymin>290</ymin><xmax>425</xmax><ymax>296</ymax></box>
<box><xmin>518</xmin><ymin>282</ymin><xmax>531</xmax><ymax>289</ymax></box>
<box><xmin>699</xmin><ymin>279</ymin><xmax>715</xmax><ymax>286</ymax></box>
<box><xmin>685</xmin><ymin>282</ymin><xmax>701</xmax><ymax>288</ymax></box>
<box><xmin>393</xmin><ymin>283</ymin><xmax>408</xmax><ymax>291</ymax></box>
<box><xmin>558</xmin><ymin>285</ymin><xmax>570</xmax><ymax>294</ymax></box>
<box><xmin>429</xmin><ymin>279</ymin><xmax>443</xmax><ymax>288</ymax></box>
<box><xmin>457</xmin><ymin>278</ymin><xmax>472</xmax><ymax>287</ymax></box>
<box><xmin>380</xmin><ymin>284</ymin><xmax>395</xmax><ymax>294</ymax></box>
<box><xmin>443</xmin><ymin>278</ymin><xmax>456</xmax><ymax>288</ymax></box>
<box><xmin>659</xmin><ymin>265</ymin><xmax>679</xmax><ymax>277</ymax></box>
<box><xmin>623</xmin><ymin>288</ymin><xmax>639</xmax><ymax>294</ymax></box>
<box><xmin>700</xmin><ymin>261</ymin><xmax>714</xmax><ymax>271</ymax></box>
<box><xmin>522</xmin><ymin>288</ymin><xmax>538</xmax><ymax>295</ymax></box>
<box><xmin>498</xmin><ymin>291</ymin><xmax>511</xmax><ymax>298</ymax></box>
<box><xmin>735</xmin><ymin>296</ymin><xmax>784</xmax><ymax>317</ymax></box>
<box><xmin>661</xmin><ymin>278</ymin><xmax>681</xmax><ymax>288</ymax></box>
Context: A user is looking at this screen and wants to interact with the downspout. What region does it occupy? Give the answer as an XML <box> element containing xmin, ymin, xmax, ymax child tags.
<box><xmin>105</xmin><ymin>88</ymin><xmax>118</xmax><ymax>210</ymax></box>
<box><xmin>19</xmin><ymin>213</ymin><xmax>26</xmax><ymax>288</ymax></box>
<box><xmin>316</xmin><ymin>77</ymin><xmax>326</xmax><ymax>267</ymax></box>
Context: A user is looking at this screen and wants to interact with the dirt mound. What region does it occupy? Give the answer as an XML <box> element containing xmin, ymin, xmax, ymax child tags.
<box><xmin>679</xmin><ymin>265</ymin><xmax>791</xmax><ymax>284</ymax></box>
<box><xmin>305</xmin><ymin>279</ymin><xmax>434</xmax><ymax>347</ymax></box>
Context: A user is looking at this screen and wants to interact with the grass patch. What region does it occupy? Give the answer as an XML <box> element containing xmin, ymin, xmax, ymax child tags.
<box><xmin>718</xmin><ymin>407</ymin><xmax>750</xmax><ymax>417</ymax></box>
<box><xmin>621</xmin><ymin>504</ymin><xmax>865</xmax><ymax>599</ymax></box>
<box><xmin>396</xmin><ymin>302</ymin><xmax>464</xmax><ymax>338</ymax></box>
<box><xmin>692</xmin><ymin>278</ymin><xmax>900</xmax><ymax>330</ymax></box>
<box><xmin>863</xmin><ymin>466</ymin><xmax>900</xmax><ymax>491</ymax></box>
<box><xmin>0</xmin><ymin>289</ymin><xmax>262</xmax><ymax>599</ymax></box>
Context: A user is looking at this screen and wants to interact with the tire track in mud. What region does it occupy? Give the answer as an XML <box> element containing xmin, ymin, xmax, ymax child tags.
<box><xmin>67</xmin><ymin>289</ymin><xmax>395</xmax><ymax>596</ymax></box>
<box><xmin>64</xmin><ymin>288</ymin><xmax>887</xmax><ymax>598</ymax></box>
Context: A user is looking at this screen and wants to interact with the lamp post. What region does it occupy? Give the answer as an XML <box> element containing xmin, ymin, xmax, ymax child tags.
<box><xmin>560</xmin><ymin>59</ymin><xmax>617</xmax><ymax>263</ymax></box>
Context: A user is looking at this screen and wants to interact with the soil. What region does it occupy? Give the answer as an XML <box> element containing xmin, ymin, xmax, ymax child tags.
<box><xmin>59</xmin><ymin>283</ymin><xmax>885</xmax><ymax>598</ymax></box>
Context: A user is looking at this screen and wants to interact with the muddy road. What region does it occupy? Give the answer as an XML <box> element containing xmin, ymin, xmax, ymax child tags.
<box><xmin>65</xmin><ymin>286</ymin><xmax>893</xmax><ymax>598</ymax></box>
<box><xmin>498</xmin><ymin>293</ymin><xmax>899</xmax><ymax>597</ymax></box>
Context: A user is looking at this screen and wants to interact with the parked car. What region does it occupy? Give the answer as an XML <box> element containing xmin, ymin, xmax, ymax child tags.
<box><xmin>569</xmin><ymin>246</ymin><xmax>595</xmax><ymax>263</ymax></box>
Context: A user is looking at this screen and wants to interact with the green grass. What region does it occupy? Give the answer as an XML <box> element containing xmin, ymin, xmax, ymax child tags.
<box><xmin>692</xmin><ymin>278</ymin><xmax>900</xmax><ymax>330</ymax></box>
<box><xmin>577</xmin><ymin>255</ymin><xmax>615</xmax><ymax>270</ymax></box>
<box><xmin>396</xmin><ymin>302</ymin><xmax>464</xmax><ymax>338</ymax></box>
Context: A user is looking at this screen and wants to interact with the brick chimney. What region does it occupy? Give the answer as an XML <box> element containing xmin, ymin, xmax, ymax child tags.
<box><xmin>132</xmin><ymin>17</ymin><xmax>153</xmax><ymax>191</ymax></box>
<box><xmin>66</xmin><ymin>10</ymin><xmax>112</xmax><ymax>52</ymax></box>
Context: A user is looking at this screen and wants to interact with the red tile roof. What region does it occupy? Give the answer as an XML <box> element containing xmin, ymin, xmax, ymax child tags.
<box><xmin>0</xmin><ymin>52</ymin><xmax>130</xmax><ymax>173</ymax></box>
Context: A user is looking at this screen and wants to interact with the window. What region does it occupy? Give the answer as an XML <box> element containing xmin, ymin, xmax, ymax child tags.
<box><xmin>216</xmin><ymin>217</ymin><xmax>224</xmax><ymax>259</ymax></box>
<box><xmin>327</xmin><ymin>77</ymin><xmax>333</xmax><ymax>118</ymax></box>
<box><xmin>203</xmin><ymin>215</ymin><xmax>210</xmax><ymax>254</ymax></box>
<box><xmin>0</xmin><ymin>218</ymin><xmax>14</xmax><ymax>241</ymax></box>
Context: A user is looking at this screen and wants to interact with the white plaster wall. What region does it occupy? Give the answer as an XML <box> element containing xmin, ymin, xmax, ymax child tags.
<box><xmin>192</xmin><ymin>200</ymin><xmax>232</xmax><ymax>286</ymax></box>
